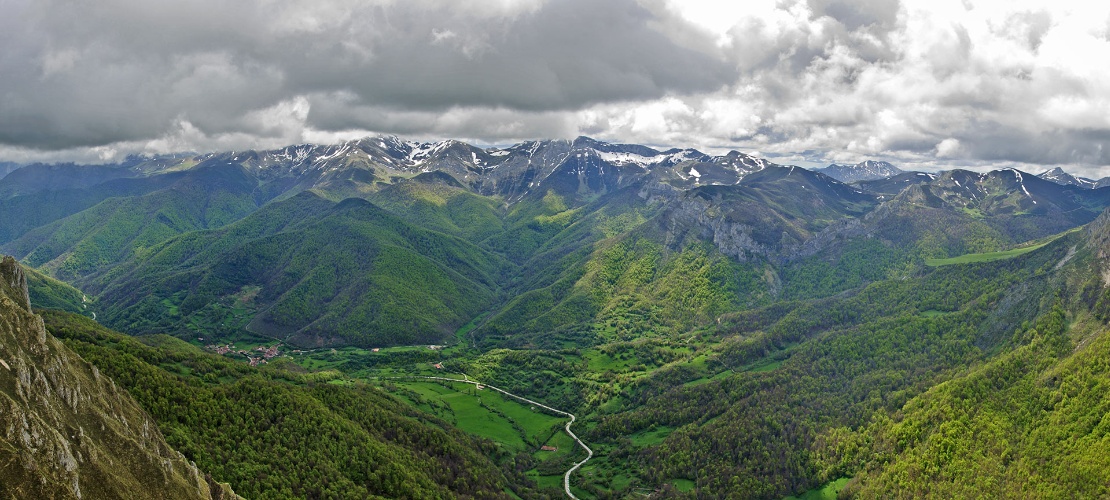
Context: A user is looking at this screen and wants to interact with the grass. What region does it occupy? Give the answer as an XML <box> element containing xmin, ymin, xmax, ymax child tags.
<box><xmin>452</xmin><ymin>314</ymin><xmax>484</xmax><ymax>345</ymax></box>
<box><xmin>925</xmin><ymin>243</ymin><xmax>1047</xmax><ymax>267</ymax></box>
<box><xmin>683</xmin><ymin>359</ymin><xmax>780</xmax><ymax>387</ymax></box>
<box><xmin>396</xmin><ymin>381</ymin><xmax>528</xmax><ymax>450</ymax></box>
<box><xmin>673</xmin><ymin>479</ymin><xmax>696</xmax><ymax>492</ymax></box>
<box><xmin>535</xmin><ymin>430</ymin><xmax>577</xmax><ymax>461</ymax></box>
<box><xmin>959</xmin><ymin>207</ymin><xmax>985</xmax><ymax>219</ymax></box>
<box><xmin>525</xmin><ymin>470</ymin><xmax>563</xmax><ymax>491</ymax></box>
<box><xmin>585</xmin><ymin>351</ymin><xmax>634</xmax><ymax>371</ymax></box>
<box><xmin>919</xmin><ymin>309</ymin><xmax>948</xmax><ymax>318</ymax></box>
<box><xmin>628</xmin><ymin>426</ymin><xmax>674</xmax><ymax>447</ymax></box>
<box><xmin>608</xmin><ymin>472</ymin><xmax>633</xmax><ymax>492</ymax></box>
<box><xmin>748</xmin><ymin>359</ymin><xmax>783</xmax><ymax>372</ymax></box>
<box><xmin>784</xmin><ymin>477</ymin><xmax>851</xmax><ymax>500</ymax></box>
<box><xmin>926</xmin><ymin>227</ymin><xmax>1079</xmax><ymax>267</ymax></box>
<box><xmin>388</xmin><ymin>380</ymin><xmax>565</xmax><ymax>454</ymax></box>
<box><xmin>160</xmin><ymin>298</ymin><xmax>180</xmax><ymax>317</ymax></box>
<box><xmin>527</xmin><ymin>429</ymin><xmax>584</xmax><ymax>494</ymax></box>
<box><xmin>684</xmin><ymin>367</ymin><xmax>734</xmax><ymax>386</ymax></box>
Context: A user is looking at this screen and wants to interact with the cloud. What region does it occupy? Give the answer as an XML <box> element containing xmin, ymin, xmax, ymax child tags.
<box><xmin>3</xmin><ymin>0</ymin><xmax>1110</xmax><ymax>177</ymax></box>
<box><xmin>0</xmin><ymin>0</ymin><xmax>732</xmax><ymax>152</ymax></box>
<box><xmin>612</xmin><ymin>0</ymin><xmax>1110</xmax><ymax>175</ymax></box>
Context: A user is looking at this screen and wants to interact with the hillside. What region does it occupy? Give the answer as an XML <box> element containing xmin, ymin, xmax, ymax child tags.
<box><xmin>839</xmin><ymin>208</ymin><xmax>1110</xmax><ymax>497</ymax></box>
<box><xmin>0</xmin><ymin>256</ymin><xmax>238</xmax><ymax>499</ymax></box>
<box><xmin>42</xmin><ymin>310</ymin><xmax>529</xmax><ymax>499</ymax></box>
<box><xmin>3</xmin><ymin>165</ymin><xmax>261</xmax><ymax>282</ymax></box>
<box><xmin>88</xmin><ymin>191</ymin><xmax>511</xmax><ymax>347</ymax></box>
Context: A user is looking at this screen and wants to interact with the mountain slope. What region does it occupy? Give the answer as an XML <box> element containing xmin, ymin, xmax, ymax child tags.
<box><xmin>0</xmin><ymin>256</ymin><xmax>237</xmax><ymax>499</ymax></box>
<box><xmin>3</xmin><ymin>165</ymin><xmax>261</xmax><ymax>283</ymax></box>
<box><xmin>365</xmin><ymin>171</ymin><xmax>506</xmax><ymax>243</ymax></box>
<box><xmin>777</xmin><ymin>168</ymin><xmax>1110</xmax><ymax>300</ymax></box>
<box><xmin>815</xmin><ymin>160</ymin><xmax>903</xmax><ymax>183</ymax></box>
<box><xmin>869</xmin><ymin>169</ymin><xmax>1110</xmax><ymax>254</ymax></box>
<box><xmin>855</xmin><ymin>171</ymin><xmax>936</xmax><ymax>197</ymax></box>
<box><xmin>0</xmin><ymin>172</ymin><xmax>190</xmax><ymax>245</ymax></box>
<box><xmin>44</xmin><ymin>310</ymin><xmax>525</xmax><ymax>499</ymax></box>
<box><xmin>10</xmin><ymin>137</ymin><xmax>1110</xmax><ymax>498</ymax></box>
<box><xmin>476</xmin><ymin>167</ymin><xmax>874</xmax><ymax>346</ymax></box>
<box><xmin>584</xmin><ymin>225</ymin><xmax>1080</xmax><ymax>498</ymax></box>
<box><xmin>89</xmin><ymin>192</ymin><xmax>511</xmax><ymax>347</ymax></box>
<box><xmin>24</xmin><ymin>265</ymin><xmax>94</xmax><ymax>316</ymax></box>
<box><xmin>1037</xmin><ymin>166</ymin><xmax>1096</xmax><ymax>189</ymax></box>
<box><xmin>837</xmin><ymin>208</ymin><xmax>1110</xmax><ymax>497</ymax></box>
<box><xmin>655</xmin><ymin>166</ymin><xmax>877</xmax><ymax>262</ymax></box>
<box><xmin>0</xmin><ymin>163</ymin><xmax>141</xmax><ymax>198</ymax></box>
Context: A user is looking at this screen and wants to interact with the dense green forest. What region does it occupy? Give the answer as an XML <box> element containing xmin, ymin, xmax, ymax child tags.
<box><xmin>43</xmin><ymin>311</ymin><xmax>544</xmax><ymax>499</ymax></box>
<box><xmin>87</xmin><ymin>192</ymin><xmax>511</xmax><ymax>347</ymax></box>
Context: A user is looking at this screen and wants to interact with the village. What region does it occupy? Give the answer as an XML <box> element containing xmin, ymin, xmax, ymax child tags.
<box><xmin>204</xmin><ymin>340</ymin><xmax>448</xmax><ymax>367</ymax></box>
<box><xmin>205</xmin><ymin>342</ymin><xmax>283</xmax><ymax>366</ymax></box>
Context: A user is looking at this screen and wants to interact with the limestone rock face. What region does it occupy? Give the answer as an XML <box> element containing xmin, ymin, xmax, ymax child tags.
<box><xmin>0</xmin><ymin>256</ymin><xmax>30</xmax><ymax>312</ymax></box>
<box><xmin>0</xmin><ymin>256</ymin><xmax>238</xmax><ymax>499</ymax></box>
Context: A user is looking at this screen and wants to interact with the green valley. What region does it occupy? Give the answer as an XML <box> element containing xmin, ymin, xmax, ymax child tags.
<box><xmin>6</xmin><ymin>136</ymin><xmax>1110</xmax><ymax>499</ymax></box>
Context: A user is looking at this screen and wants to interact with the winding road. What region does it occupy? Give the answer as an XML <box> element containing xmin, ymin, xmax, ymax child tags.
<box><xmin>391</xmin><ymin>375</ymin><xmax>593</xmax><ymax>499</ymax></box>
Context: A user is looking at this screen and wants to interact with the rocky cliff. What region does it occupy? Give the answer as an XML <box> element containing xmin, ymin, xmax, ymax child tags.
<box><xmin>0</xmin><ymin>256</ymin><xmax>237</xmax><ymax>499</ymax></box>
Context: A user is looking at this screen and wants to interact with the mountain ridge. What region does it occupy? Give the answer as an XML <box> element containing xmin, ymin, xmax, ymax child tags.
<box><xmin>1037</xmin><ymin>166</ymin><xmax>1098</xmax><ymax>189</ymax></box>
<box><xmin>815</xmin><ymin>160</ymin><xmax>904</xmax><ymax>183</ymax></box>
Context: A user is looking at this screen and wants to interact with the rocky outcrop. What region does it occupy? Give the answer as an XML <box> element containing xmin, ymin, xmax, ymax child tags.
<box><xmin>0</xmin><ymin>256</ymin><xmax>238</xmax><ymax>499</ymax></box>
<box><xmin>1085</xmin><ymin>206</ymin><xmax>1110</xmax><ymax>259</ymax></box>
<box><xmin>650</xmin><ymin>184</ymin><xmax>877</xmax><ymax>264</ymax></box>
<box><xmin>0</xmin><ymin>256</ymin><xmax>30</xmax><ymax>312</ymax></box>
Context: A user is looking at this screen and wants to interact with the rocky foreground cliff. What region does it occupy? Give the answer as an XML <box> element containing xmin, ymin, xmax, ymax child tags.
<box><xmin>0</xmin><ymin>256</ymin><xmax>237</xmax><ymax>499</ymax></box>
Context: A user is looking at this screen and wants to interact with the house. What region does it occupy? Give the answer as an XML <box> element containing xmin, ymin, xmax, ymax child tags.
<box><xmin>371</xmin><ymin>348</ymin><xmax>380</xmax><ymax>353</ymax></box>
<box><xmin>433</xmin><ymin>363</ymin><xmax>443</xmax><ymax>369</ymax></box>
<box><xmin>540</xmin><ymin>445</ymin><xmax>558</xmax><ymax>452</ymax></box>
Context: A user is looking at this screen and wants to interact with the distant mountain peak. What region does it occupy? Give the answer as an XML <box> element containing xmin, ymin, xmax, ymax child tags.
<box><xmin>815</xmin><ymin>160</ymin><xmax>903</xmax><ymax>183</ymax></box>
<box><xmin>1037</xmin><ymin>166</ymin><xmax>1097</xmax><ymax>189</ymax></box>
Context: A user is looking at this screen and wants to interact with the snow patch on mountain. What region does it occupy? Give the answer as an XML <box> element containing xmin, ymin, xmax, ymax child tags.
<box><xmin>1037</xmin><ymin>167</ymin><xmax>1097</xmax><ymax>189</ymax></box>
<box><xmin>816</xmin><ymin>160</ymin><xmax>903</xmax><ymax>183</ymax></box>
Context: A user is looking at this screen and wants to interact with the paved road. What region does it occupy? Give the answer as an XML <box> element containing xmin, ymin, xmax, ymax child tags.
<box><xmin>392</xmin><ymin>375</ymin><xmax>593</xmax><ymax>499</ymax></box>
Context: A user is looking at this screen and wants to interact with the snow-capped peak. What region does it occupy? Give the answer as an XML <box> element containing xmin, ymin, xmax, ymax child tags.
<box><xmin>1037</xmin><ymin>166</ymin><xmax>1096</xmax><ymax>189</ymax></box>
<box><xmin>816</xmin><ymin>160</ymin><xmax>903</xmax><ymax>183</ymax></box>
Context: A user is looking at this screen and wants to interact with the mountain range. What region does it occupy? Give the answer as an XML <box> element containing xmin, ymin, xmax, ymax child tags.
<box><xmin>5</xmin><ymin>136</ymin><xmax>1110</xmax><ymax>498</ymax></box>
<box><xmin>2</xmin><ymin>136</ymin><xmax>1109</xmax><ymax>348</ymax></box>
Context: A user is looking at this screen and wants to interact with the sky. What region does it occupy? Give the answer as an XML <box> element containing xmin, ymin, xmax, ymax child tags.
<box><xmin>2</xmin><ymin>0</ymin><xmax>1110</xmax><ymax>176</ymax></box>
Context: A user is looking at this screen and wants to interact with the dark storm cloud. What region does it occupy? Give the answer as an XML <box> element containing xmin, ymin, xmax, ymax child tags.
<box><xmin>957</xmin><ymin>125</ymin><xmax>1110</xmax><ymax>166</ymax></box>
<box><xmin>0</xmin><ymin>0</ymin><xmax>733</xmax><ymax>150</ymax></box>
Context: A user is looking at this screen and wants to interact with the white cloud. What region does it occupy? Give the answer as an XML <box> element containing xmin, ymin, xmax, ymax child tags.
<box><xmin>935</xmin><ymin>138</ymin><xmax>962</xmax><ymax>158</ymax></box>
